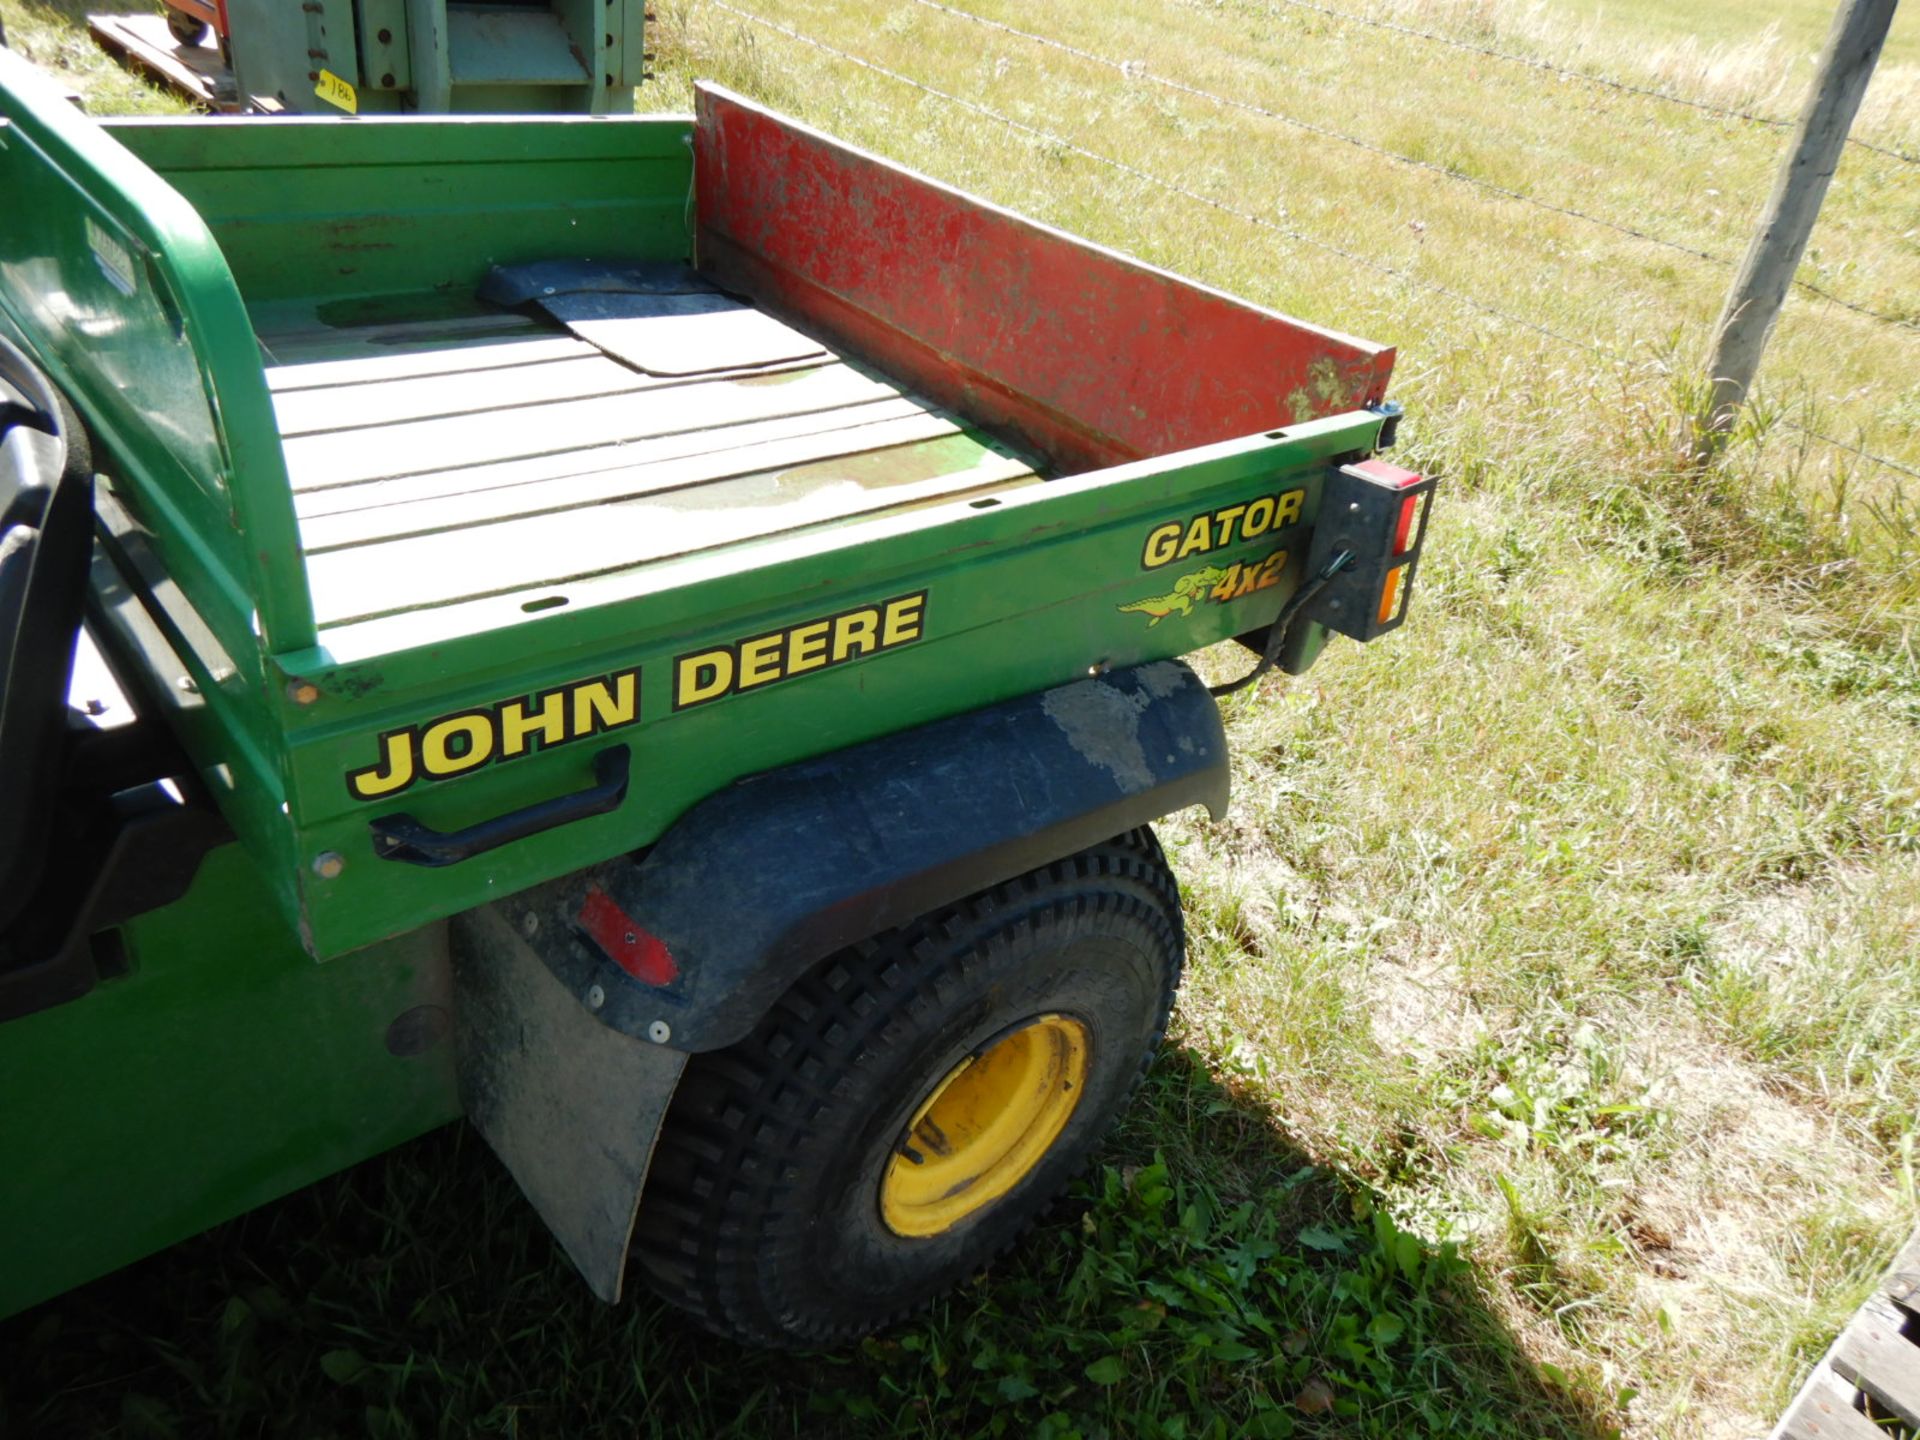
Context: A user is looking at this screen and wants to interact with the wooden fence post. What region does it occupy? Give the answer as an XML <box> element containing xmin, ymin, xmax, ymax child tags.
<box><xmin>1695</xmin><ymin>0</ymin><xmax>1897</xmax><ymax>460</ymax></box>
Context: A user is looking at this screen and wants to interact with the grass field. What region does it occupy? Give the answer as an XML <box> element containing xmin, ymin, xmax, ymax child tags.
<box><xmin>1542</xmin><ymin>0</ymin><xmax>1920</xmax><ymax>72</ymax></box>
<box><xmin>3</xmin><ymin>1</ymin><xmax>1919</xmax><ymax>1437</ymax></box>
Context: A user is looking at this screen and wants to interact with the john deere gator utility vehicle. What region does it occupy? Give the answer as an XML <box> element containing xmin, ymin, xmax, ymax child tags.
<box><xmin>0</xmin><ymin>46</ymin><xmax>1434</xmax><ymax>1344</ymax></box>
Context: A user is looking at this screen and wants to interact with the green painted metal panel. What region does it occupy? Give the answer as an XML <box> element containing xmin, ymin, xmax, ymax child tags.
<box><xmin>103</xmin><ymin>111</ymin><xmax>694</xmax><ymax>169</ymax></box>
<box><xmin>355</xmin><ymin>0</ymin><xmax>413</xmax><ymax>92</ymax></box>
<box><xmin>270</xmin><ymin>414</ymin><xmax>1381</xmax><ymax>957</ymax></box>
<box><xmin>224</xmin><ymin>0</ymin><xmax>360</xmax><ymax>114</ymax></box>
<box><xmin>544</xmin><ymin>0</ymin><xmax>640</xmax><ymax>108</ymax></box>
<box><xmin>105</xmin><ymin>115</ymin><xmax>695</xmax><ymax>303</ymax></box>
<box><xmin>0</xmin><ymin>51</ymin><xmax>315</xmax><ymax>656</ymax></box>
<box><xmin>0</xmin><ymin>845</ymin><xmax>459</xmax><ymax>1319</ymax></box>
<box><xmin>448</xmin><ymin>8</ymin><xmax>587</xmax><ymax>85</ymax></box>
<box><xmin>620</xmin><ymin>0</ymin><xmax>648</xmax><ymax>89</ymax></box>
<box><xmin>374</xmin><ymin>0</ymin><xmax>641</xmax><ymax>115</ymax></box>
<box><xmin>313</xmin><ymin>0</ymin><xmax>362</xmax><ymax>88</ymax></box>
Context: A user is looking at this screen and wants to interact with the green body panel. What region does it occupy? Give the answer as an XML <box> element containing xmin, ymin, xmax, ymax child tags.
<box><xmin>0</xmin><ymin>846</ymin><xmax>459</xmax><ymax>1319</ymax></box>
<box><xmin>356</xmin><ymin>0</ymin><xmax>414</xmax><ymax>94</ymax></box>
<box><xmin>103</xmin><ymin>115</ymin><xmax>696</xmax><ymax>306</ymax></box>
<box><xmin>0</xmin><ymin>51</ymin><xmax>312</xmax><ymax>647</ymax></box>
<box><xmin>1</xmin><ymin>57</ymin><xmax>1392</xmax><ymax>960</ymax></box>
<box><xmin>0</xmin><ymin>59</ymin><xmax>1404</xmax><ymax>1313</ymax></box>
<box><xmin>279</xmin><ymin>416</ymin><xmax>1377</xmax><ymax>956</ymax></box>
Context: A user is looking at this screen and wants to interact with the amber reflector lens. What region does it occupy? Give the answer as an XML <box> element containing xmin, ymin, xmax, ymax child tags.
<box><xmin>1378</xmin><ymin>565</ymin><xmax>1406</xmax><ymax>626</ymax></box>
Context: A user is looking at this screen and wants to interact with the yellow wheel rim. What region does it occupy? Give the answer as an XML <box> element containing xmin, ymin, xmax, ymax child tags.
<box><xmin>880</xmin><ymin>1014</ymin><xmax>1090</xmax><ymax>1238</ymax></box>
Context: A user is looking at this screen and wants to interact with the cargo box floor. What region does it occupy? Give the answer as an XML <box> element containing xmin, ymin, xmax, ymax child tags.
<box><xmin>254</xmin><ymin>310</ymin><xmax>1044</xmax><ymax>638</ymax></box>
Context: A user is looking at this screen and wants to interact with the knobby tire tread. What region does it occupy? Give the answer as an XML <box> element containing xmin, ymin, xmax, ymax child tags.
<box><xmin>631</xmin><ymin>827</ymin><xmax>1183</xmax><ymax>1346</ymax></box>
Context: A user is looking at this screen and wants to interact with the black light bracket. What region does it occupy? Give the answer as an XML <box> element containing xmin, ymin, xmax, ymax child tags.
<box><xmin>1298</xmin><ymin>458</ymin><xmax>1437</xmax><ymax>643</ymax></box>
<box><xmin>1369</xmin><ymin>400</ymin><xmax>1404</xmax><ymax>450</ymax></box>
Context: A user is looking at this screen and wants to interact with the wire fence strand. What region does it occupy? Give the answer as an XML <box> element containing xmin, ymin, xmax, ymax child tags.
<box><xmin>905</xmin><ymin>0</ymin><xmax>1723</xmax><ymax>264</ymax></box>
<box><xmin>1790</xmin><ymin>426</ymin><xmax>1920</xmax><ymax>482</ymax></box>
<box><xmin>1259</xmin><ymin>0</ymin><xmax>1920</xmax><ymax>168</ymax></box>
<box><xmin>901</xmin><ymin>0</ymin><xmax>1919</xmax><ymax>334</ymax></box>
<box><xmin>701</xmin><ymin>0</ymin><xmax>1920</xmax><ymax>485</ymax></box>
<box><xmin>710</xmin><ymin>1</ymin><xmax>1600</xmax><ymax>350</ymax></box>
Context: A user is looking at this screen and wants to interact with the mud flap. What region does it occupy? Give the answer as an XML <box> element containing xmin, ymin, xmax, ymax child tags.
<box><xmin>451</xmin><ymin>905</ymin><xmax>685</xmax><ymax>1303</ymax></box>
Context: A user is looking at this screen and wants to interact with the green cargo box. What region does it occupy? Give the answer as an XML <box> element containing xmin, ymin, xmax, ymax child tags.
<box><xmin>0</xmin><ymin>51</ymin><xmax>1398</xmax><ymax>961</ymax></box>
<box><xmin>0</xmin><ymin>46</ymin><xmax>1434</xmax><ymax>1332</ymax></box>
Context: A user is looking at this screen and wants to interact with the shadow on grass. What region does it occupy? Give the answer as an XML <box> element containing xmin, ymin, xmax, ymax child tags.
<box><xmin>0</xmin><ymin>1047</ymin><xmax>1622</xmax><ymax>1440</ymax></box>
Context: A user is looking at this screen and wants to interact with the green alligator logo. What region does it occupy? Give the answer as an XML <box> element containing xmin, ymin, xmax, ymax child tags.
<box><xmin>1116</xmin><ymin>566</ymin><xmax>1229</xmax><ymax>627</ymax></box>
<box><xmin>1118</xmin><ymin>551</ymin><xmax>1291</xmax><ymax>627</ymax></box>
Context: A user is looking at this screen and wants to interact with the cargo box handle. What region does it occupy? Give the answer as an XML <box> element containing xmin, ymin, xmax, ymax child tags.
<box><xmin>369</xmin><ymin>746</ymin><xmax>631</xmax><ymax>868</ymax></box>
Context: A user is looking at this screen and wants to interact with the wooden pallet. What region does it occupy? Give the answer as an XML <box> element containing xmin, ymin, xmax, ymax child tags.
<box><xmin>1772</xmin><ymin>1224</ymin><xmax>1920</xmax><ymax>1439</ymax></box>
<box><xmin>87</xmin><ymin>13</ymin><xmax>229</xmax><ymax>111</ymax></box>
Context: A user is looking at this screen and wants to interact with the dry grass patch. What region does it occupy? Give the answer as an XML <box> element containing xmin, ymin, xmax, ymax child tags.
<box><xmin>0</xmin><ymin>0</ymin><xmax>186</xmax><ymax>114</ymax></box>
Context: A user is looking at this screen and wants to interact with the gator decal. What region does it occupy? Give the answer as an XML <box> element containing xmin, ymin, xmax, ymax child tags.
<box><xmin>345</xmin><ymin>669</ymin><xmax>641</xmax><ymax>801</ymax></box>
<box><xmin>1141</xmin><ymin>487</ymin><xmax>1306</xmax><ymax>570</ymax></box>
<box><xmin>673</xmin><ymin>591</ymin><xmax>928</xmax><ymax>711</ymax></box>
<box><xmin>1118</xmin><ymin>552</ymin><xmax>1289</xmax><ymax>627</ymax></box>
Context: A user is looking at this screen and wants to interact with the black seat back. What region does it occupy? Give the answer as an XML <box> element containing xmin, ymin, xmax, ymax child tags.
<box><xmin>0</xmin><ymin>337</ymin><xmax>93</xmax><ymax>935</ymax></box>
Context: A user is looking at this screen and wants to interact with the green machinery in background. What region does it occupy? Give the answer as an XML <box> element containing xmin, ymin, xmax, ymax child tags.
<box><xmin>153</xmin><ymin>0</ymin><xmax>648</xmax><ymax>114</ymax></box>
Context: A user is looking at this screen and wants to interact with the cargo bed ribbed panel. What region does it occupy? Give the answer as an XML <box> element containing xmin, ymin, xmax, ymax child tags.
<box><xmin>255</xmin><ymin>311</ymin><xmax>1044</xmax><ymax>633</ymax></box>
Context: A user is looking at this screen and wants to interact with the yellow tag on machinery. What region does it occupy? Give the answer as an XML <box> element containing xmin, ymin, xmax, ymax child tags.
<box><xmin>312</xmin><ymin>67</ymin><xmax>357</xmax><ymax>114</ymax></box>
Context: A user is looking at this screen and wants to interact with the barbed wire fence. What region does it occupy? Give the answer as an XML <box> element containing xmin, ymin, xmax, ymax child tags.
<box><xmin>901</xmin><ymin>0</ymin><xmax>1916</xmax><ymax>333</ymax></box>
<box><xmin>1258</xmin><ymin>0</ymin><xmax>1920</xmax><ymax>168</ymax></box>
<box><xmin>702</xmin><ymin>0</ymin><xmax>1920</xmax><ymax>485</ymax></box>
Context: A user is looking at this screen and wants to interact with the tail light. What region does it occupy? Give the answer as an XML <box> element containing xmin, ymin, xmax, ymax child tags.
<box><xmin>1298</xmin><ymin>459</ymin><xmax>1436</xmax><ymax>642</ymax></box>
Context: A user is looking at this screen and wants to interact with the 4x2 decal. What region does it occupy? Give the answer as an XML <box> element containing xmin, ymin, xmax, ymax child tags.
<box><xmin>1117</xmin><ymin>551</ymin><xmax>1288</xmax><ymax>627</ymax></box>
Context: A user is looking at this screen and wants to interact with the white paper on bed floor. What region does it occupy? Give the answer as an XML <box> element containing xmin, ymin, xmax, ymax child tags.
<box><xmin>540</xmin><ymin>292</ymin><xmax>828</xmax><ymax>376</ymax></box>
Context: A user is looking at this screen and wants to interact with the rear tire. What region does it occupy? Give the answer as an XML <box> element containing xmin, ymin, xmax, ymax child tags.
<box><xmin>631</xmin><ymin>827</ymin><xmax>1184</xmax><ymax>1346</ymax></box>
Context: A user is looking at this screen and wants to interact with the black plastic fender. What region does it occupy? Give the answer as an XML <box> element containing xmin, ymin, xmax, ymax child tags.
<box><xmin>479</xmin><ymin>659</ymin><xmax>1228</xmax><ymax>1054</ymax></box>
